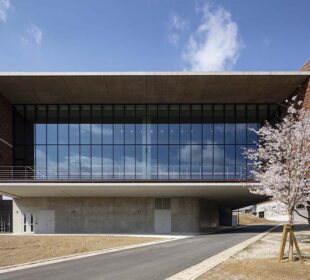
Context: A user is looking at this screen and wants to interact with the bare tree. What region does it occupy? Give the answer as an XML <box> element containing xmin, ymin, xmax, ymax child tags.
<box><xmin>246</xmin><ymin>97</ymin><xmax>310</xmax><ymax>261</ymax></box>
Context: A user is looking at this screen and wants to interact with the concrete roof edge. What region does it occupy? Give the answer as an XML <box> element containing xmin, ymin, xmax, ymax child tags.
<box><xmin>0</xmin><ymin>71</ymin><xmax>309</xmax><ymax>76</ymax></box>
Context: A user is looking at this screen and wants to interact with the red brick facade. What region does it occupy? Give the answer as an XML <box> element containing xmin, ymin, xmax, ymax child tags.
<box><xmin>0</xmin><ymin>94</ymin><xmax>12</xmax><ymax>166</ymax></box>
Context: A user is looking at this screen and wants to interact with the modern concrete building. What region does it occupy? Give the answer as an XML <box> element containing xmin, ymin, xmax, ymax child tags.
<box><xmin>0</xmin><ymin>65</ymin><xmax>309</xmax><ymax>234</ymax></box>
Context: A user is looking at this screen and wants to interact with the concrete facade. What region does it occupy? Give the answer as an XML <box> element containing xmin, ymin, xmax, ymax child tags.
<box><xmin>1</xmin><ymin>68</ymin><xmax>309</xmax><ymax>234</ymax></box>
<box><xmin>13</xmin><ymin>197</ymin><xmax>219</xmax><ymax>233</ymax></box>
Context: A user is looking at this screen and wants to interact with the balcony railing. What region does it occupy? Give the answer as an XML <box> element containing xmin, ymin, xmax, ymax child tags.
<box><xmin>0</xmin><ymin>166</ymin><xmax>255</xmax><ymax>181</ymax></box>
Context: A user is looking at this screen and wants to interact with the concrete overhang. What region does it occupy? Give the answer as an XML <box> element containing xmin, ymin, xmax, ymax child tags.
<box><xmin>0</xmin><ymin>72</ymin><xmax>309</xmax><ymax>104</ymax></box>
<box><xmin>0</xmin><ymin>182</ymin><xmax>267</xmax><ymax>209</ymax></box>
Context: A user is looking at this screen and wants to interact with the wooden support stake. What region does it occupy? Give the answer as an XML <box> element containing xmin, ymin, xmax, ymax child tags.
<box><xmin>278</xmin><ymin>224</ymin><xmax>288</xmax><ymax>262</ymax></box>
<box><xmin>291</xmin><ymin>229</ymin><xmax>304</xmax><ymax>263</ymax></box>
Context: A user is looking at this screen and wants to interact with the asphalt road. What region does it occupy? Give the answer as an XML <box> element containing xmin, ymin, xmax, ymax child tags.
<box><xmin>0</xmin><ymin>225</ymin><xmax>273</xmax><ymax>280</ymax></box>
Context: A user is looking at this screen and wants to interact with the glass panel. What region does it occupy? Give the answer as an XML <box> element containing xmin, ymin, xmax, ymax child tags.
<box><xmin>169</xmin><ymin>105</ymin><xmax>179</xmax><ymax>144</ymax></box>
<box><xmin>236</xmin><ymin>123</ymin><xmax>246</xmax><ymax>144</ymax></box>
<box><xmin>236</xmin><ymin>105</ymin><xmax>246</xmax><ymax>123</ymax></box>
<box><xmin>236</xmin><ymin>145</ymin><xmax>246</xmax><ymax>179</ymax></box>
<box><xmin>214</xmin><ymin>105</ymin><xmax>224</xmax><ymax>122</ymax></box>
<box><xmin>247</xmin><ymin>123</ymin><xmax>258</xmax><ymax>144</ymax></box>
<box><xmin>147</xmin><ymin>145</ymin><xmax>157</xmax><ymax>179</ymax></box>
<box><xmin>247</xmin><ymin>105</ymin><xmax>257</xmax><ymax>123</ymax></box>
<box><xmin>69</xmin><ymin>124</ymin><xmax>79</xmax><ymax>144</ymax></box>
<box><xmin>180</xmin><ymin>105</ymin><xmax>190</xmax><ymax>145</ymax></box>
<box><xmin>125</xmin><ymin>105</ymin><xmax>135</xmax><ymax>145</ymax></box>
<box><xmin>180</xmin><ymin>144</ymin><xmax>190</xmax><ymax>179</ymax></box>
<box><xmin>47</xmin><ymin>105</ymin><xmax>57</xmax><ymax>123</ymax></box>
<box><xmin>169</xmin><ymin>145</ymin><xmax>179</xmax><ymax>179</ymax></box>
<box><xmin>25</xmin><ymin>105</ymin><xmax>35</xmax><ymax>145</ymax></box>
<box><xmin>102</xmin><ymin>145</ymin><xmax>113</xmax><ymax>179</ymax></box>
<box><xmin>158</xmin><ymin>105</ymin><xmax>168</xmax><ymax>144</ymax></box>
<box><xmin>81</xmin><ymin>124</ymin><xmax>91</xmax><ymax>144</ymax></box>
<box><xmin>125</xmin><ymin>124</ymin><xmax>135</xmax><ymax>144</ymax></box>
<box><xmin>147</xmin><ymin>105</ymin><xmax>157</xmax><ymax>144</ymax></box>
<box><xmin>58</xmin><ymin>124</ymin><xmax>68</xmax><ymax>144</ymax></box>
<box><xmin>125</xmin><ymin>145</ymin><xmax>135</xmax><ymax>179</ymax></box>
<box><xmin>214</xmin><ymin>145</ymin><xmax>224</xmax><ymax>179</ymax></box>
<box><xmin>203</xmin><ymin>145</ymin><xmax>213</xmax><ymax>179</ymax></box>
<box><xmin>136</xmin><ymin>105</ymin><xmax>146</xmax><ymax>145</ymax></box>
<box><xmin>114</xmin><ymin>105</ymin><xmax>124</xmax><ymax>144</ymax></box>
<box><xmin>81</xmin><ymin>145</ymin><xmax>91</xmax><ymax>179</ymax></box>
<box><xmin>91</xmin><ymin>124</ymin><xmax>101</xmax><ymax>144</ymax></box>
<box><xmin>69</xmin><ymin>105</ymin><xmax>80</xmax><ymax>122</ymax></box>
<box><xmin>35</xmin><ymin>124</ymin><xmax>46</xmax><ymax>144</ymax></box>
<box><xmin>136</xmin><ymin>145</ymin><xmax>146</xmax><ymax>179</ymax></box>
<box><xmin>92</xmin><ymin>145</ymin><xmax>102</xmax><ymax>179</ymax></box>
<box><xmin>47</xmin><ymin>124</ymin><xmax>57</xmax><ymax>144</ymax></box>
<box><xmin>81</xmin><ymin>105</ymin><xmax>91</xmax><ymax>123</ymax></box>
<box><xmin>158</xmin><ymin>145</ymin><xmax>168</xmax><ymax>179</ymax></box>
<box><xmin>203</xmin><ymin>124</ymin><xmax>213</xmax><ymax>144</ymax></box>
<box><xmin>225</xmin><ymin>145</ymin><xmax>235</xmax><ymax>179</ymax></box>
<box><xmin>114</xmin><ymin>145</ymin><xmax>124</xmax><ymax>179</ymax></box>
<box><xmin>47</xmin><ymin>146</ymin><xmax>57</xmax><ymax>179</ymax></box>
<box><xmin>102</xmin><ymin>124</ymin><xmax>113</xmax><ymax>144</ymax></box>
<box><xmin>58</xmin><ymin>105</ymin><xmax>69</xmax><ymax>123</ymax></box>
<box><xmin>58</xmin><ymin>145</ymin><xmax>68</xmax><ymax>179</ymax></box>
<box><xmin>191</xmin><ymin>105</ymin><xmax>202</xmax><ymax>144</ymax></box>
<box><xmin>225</xmin><ymin>124</ymin><xmax>235</xmax><ymax>144</ymax></box>
<box><xmin>214</xmin><ymin>124</ymin><xmax>224</xmax><ymax>144</ymax></box>
<box><xmin>35</xmin><ymin>145</ymin><xmax>46</xmax><ymax>179</ymax></box>
<box><xmin>191</xmin><ymin>145</ymin><xmax>202</xmax><ymax>179</ymax></box>
<box><xmin>69</xmin><ymin>145</ymin><xmax>80</xmax><ymax>179</ymax></box>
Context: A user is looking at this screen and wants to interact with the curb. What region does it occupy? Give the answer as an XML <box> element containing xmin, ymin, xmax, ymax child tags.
<box><xmin>0</xmin><ymin>237</ymin><xmax>183</xmax><ymax>274</ymax></box>
<box><xmin>166</xmin><ymin>225</ymin><xmax>280</xmax><ymax>280</ymax></box>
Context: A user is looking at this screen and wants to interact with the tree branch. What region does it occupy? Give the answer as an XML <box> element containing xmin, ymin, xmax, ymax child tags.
<box><xmin>293</xmin><ymin>208</ymin><xmax>309</xmax><ymax>221</ymax></box>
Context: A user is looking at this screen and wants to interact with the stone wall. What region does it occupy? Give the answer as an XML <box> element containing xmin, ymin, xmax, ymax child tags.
<box><xmin>0</xmin><ymin>94</ymin><xmax>12</xmax><ymax>166</ymax></box>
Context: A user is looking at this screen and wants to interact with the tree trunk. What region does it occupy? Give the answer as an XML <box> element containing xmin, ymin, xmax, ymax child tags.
<box><xmin>288</xmin><ymin>212</ymin><xmax>294</xmax><ymax>261</ymax></box>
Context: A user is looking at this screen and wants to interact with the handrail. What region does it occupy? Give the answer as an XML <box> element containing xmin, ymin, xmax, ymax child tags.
<box><xmin>0</xmin><ymin>166</ymin><xmax>255</xmax><ymax>181</ymax></box>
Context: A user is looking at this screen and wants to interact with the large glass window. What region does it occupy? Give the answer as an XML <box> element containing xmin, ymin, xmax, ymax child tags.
<box><xmin>14</xmin><ymin>104</ymin><xmax>279</xmax><ymax>180</ymax></box>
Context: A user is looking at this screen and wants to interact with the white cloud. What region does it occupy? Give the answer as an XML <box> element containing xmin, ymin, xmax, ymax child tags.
<box><xmin>21</xmin><ymin>23</ymin><xmax>43</xmax><ymax>46</ymax></box>
<box><xmin>28</xmin><ymin>23</ymin><xmax>42</xmax><ymax>45</ymax></box>
<box><xmin>0</xmin><ymin>0</ymin><xmax>10</xmax><ymax>23</ymax></box>
<box><xmin>168</xmin><ymin>13</ymin><xmax>188</xmax><ymax>45</ymax></box>
<box><xmin>183</xmin><ymin>2</ymin><xmax>243</xmax><ymax>71</ymax></box>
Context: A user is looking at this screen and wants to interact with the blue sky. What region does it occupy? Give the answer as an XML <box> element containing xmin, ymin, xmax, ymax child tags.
<box><xmin>0</xmin><ymin>0</ymin><xmax>309</xmax><ymax>71</ymax></box>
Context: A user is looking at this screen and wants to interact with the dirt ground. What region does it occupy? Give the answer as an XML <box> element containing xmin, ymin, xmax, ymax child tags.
<box><xmin>238</xmin><ymin>212</ymin><xmax>278</xmax><ymax>225</ymax></box>
<box><xmin>199</xmin><ymin>224</ymin><xmax>310</xmax><ymax>280</ymax></box>
<box><xmin>0</xmin><ymin>235</ymin><xmax>159</xmax><ymax>268</ymax></box>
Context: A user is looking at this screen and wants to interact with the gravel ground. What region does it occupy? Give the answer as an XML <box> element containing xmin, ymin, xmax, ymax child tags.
<box><xmin>199</xmin><ymin>224</ymin><xmax>310</xmax><ymax>280</ymax></box>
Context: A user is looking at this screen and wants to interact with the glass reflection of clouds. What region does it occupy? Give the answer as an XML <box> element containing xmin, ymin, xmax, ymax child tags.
<box><xmin>14</xmin><ymin>104</ymin><xmax>279</xmax><ymax>180</ymax></box>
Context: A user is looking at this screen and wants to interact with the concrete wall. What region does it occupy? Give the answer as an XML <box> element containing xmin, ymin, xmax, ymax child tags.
<box><xmin>219</xmin><ymin>206</ymin><xmax>233</xmax><ymax>226</ymax></box>
<box><xmin>13</xmin><ymin>197</ymin><xmax>220</xmax><ymax>233</ymax></box>
<box><xmin>0</xmin><ymin>94</ymin><xmax>12</xmax><ymax>167</ymax></box>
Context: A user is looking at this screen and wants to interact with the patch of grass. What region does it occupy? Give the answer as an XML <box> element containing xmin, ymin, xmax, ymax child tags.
<box><xmin>0</xmin><ymin>235</ymin><xmax>159</xmax><ymax>268</ymax></box>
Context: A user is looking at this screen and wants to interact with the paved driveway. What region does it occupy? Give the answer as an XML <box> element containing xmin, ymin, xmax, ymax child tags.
<box><xmin>0</xmin><ymin>225</ymin><xmax>273</xmax><ymax>280</ymax></box>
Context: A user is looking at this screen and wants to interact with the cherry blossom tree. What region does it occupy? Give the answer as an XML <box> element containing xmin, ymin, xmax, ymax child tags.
<box><xmin>246</xmin><ymin>97</ymin><xmax>310</xmax><ymax>260</ymax></box>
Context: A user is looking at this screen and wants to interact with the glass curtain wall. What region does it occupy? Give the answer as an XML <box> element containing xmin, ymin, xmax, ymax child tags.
<box><xmin>13</xmin><ymin>104</ymin><xmax>279</xmax><ymax>180</ymax></box>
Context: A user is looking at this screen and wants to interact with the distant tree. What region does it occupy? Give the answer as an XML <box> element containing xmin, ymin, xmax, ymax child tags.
<box><xmin>246</xmin><ymin>97</ymin><xmax>310</xmax><ymax>261</ymax></box>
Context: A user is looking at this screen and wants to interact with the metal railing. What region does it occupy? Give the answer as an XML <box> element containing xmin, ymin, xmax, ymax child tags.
<box><xmin>0</xmin><ymin>166</ymin><xmax>255</xmax><ymax>181</ymax></box>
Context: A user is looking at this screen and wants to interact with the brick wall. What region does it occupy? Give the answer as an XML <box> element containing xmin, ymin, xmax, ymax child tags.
<box><xmin>0</xmin><ymin>94</ymin><xmax>12</xmax><ymax>166</ymax></box>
